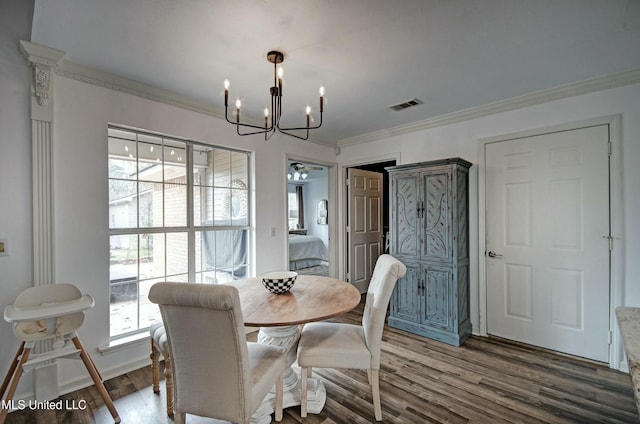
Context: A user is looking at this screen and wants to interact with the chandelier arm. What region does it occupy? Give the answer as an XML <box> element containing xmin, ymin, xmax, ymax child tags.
<box><xmin>277</xmin><ymin>111</ymin><xmax>323</xmax><ymax>131</ymax></box>
<box><xmin>225</xmin><ymin>106</ymin><xmax>275</xmax><ymax>133</ymax></box>
<box><xmin>277</xmin><ymin>127</ymin><xmax>310</xmax><ymax>141</ymax></box>
<box><xmin>236</xmin><ymin>127</ymin><xmax>270</xmax><ymax>136</ymax></box>
<box><xmin>265</xmin><ymin>128</ymin><xmax>277</xmax><ymax>141</ymax></box>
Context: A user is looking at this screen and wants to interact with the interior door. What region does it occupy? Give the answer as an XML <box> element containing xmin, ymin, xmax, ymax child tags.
<box><xmin>485</xmin><ymin>124</ymin><xmax>610</xmax><ymax>362</ymax></box>
<box><xmin>347</xmin><ymin>168</ymin><xmax>383</xmax><ymax>292</ymax></box>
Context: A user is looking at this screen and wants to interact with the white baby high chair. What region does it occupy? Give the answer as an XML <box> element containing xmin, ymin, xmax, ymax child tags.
<box><xmin>0</xmin><ymin>283</ymin><xmax>120</xmax><ymax>423</ymax></box>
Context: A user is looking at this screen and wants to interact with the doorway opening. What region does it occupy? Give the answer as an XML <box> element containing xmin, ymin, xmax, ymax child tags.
<box><xmin>344</xmin><ymin>160</ymin><xmax>396</xmax><ymax>292</ymax></box>
<box><xmin>287</xmin><ymin>160</ymin><xmax>330</xmax><ymax>277</ymax></box>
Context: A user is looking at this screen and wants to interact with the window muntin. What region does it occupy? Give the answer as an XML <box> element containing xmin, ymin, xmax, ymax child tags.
<box><xmin>108</xmin><ymin>126</ymin><xmax>251</xmax><ymax>338</ymax></box>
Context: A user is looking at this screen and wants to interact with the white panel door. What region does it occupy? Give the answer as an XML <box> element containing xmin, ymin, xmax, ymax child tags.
<box><xmin>485</xmin><ymin>125</ymin><xmax>610</xmax><ymax>362</ymax></box>
<box><xmin>347</xmin><ymin>168</ymin><xmax>383</xmax><ymax>292</ymax></box>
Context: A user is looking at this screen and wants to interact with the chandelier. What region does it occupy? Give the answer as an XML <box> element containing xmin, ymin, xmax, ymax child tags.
<box><xmin>223</xmin><ymin>50</ymin><xmax>324</xmax><ymax>141</ymax></box>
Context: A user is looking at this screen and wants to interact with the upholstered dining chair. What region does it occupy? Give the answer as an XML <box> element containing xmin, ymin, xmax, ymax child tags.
<box><xmin>297</xmin><ymin>254</ymin><xmax>407</xmax><ymax>421</ymax></box>
<box><xmin>148</xmin><ymin>282</ymin><xmax>287</xmax><ymax>424</ymax></box>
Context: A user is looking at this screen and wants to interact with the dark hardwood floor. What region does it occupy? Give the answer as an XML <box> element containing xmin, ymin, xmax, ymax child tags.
<box><xmin>5</xmin><ymin>299</ymin><xmax>638</xmax><ymax>423</ymax></box>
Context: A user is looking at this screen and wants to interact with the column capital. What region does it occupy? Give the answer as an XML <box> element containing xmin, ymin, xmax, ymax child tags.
<box><xmin>19</xmin><ymin>41</ymin><xmax>65</xmax><ymax>108</ymax></box>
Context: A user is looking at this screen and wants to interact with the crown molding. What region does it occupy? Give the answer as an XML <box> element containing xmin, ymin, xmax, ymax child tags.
<box><xmin>53</xmin><ymin>58</ymin><xmax>334</xmax><ymax>147</ymax></box>
<box><xmin>338</xmin><ymin>68</ymin><xmax>640</xmax><ymax>148</ymax></box>
<box><xmin>57</xmin><ymin>59</ymin><xmax>224</xmax><ymax>118</ymax></box>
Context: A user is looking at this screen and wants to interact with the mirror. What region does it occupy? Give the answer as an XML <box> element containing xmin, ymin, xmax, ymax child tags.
<box><xmin>317</xmin><ymin>199</ymin><xmax>328</xmax><ymax>225</ymax></box>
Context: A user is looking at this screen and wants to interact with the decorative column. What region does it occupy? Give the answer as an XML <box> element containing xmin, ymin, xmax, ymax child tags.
<box><xmin>19</xmin><ymin>40</ymin><xmax>65</xmax><ymax>401</ymax></box>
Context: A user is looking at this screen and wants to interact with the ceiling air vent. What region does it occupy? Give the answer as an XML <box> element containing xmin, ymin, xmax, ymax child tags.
<box><xmin>388</xmin><ymin>98</ymin><xmax>423</xmax><ymax>111</ymax></box>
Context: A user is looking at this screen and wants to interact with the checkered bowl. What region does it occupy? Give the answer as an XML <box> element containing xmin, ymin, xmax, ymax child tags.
<box><xmin>260</xmin><ymin>271</ymin><xmax>298</xmax><ymax>294</ymax></box>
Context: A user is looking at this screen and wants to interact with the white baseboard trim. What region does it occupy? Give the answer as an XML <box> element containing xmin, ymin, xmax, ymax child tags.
<box><xmin>6</xmin><ymin>353</ymin><xmax>150</xmax><ymax>410</ymax></box>
<box><xmin>57</xmin><ymin>354</ymin><xmax>151</xmax><ymax>397</ymax></box>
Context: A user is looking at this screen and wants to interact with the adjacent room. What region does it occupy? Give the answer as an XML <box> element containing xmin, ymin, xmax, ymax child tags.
<box><xmin>1</xmin><ymin>1</ymin><xmax>640</xmax><ymax>423</ymax></box>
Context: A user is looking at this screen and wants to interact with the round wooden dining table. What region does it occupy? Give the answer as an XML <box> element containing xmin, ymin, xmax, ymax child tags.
<box><xmin>227</xmin><ymin>275</ymin><xmax>361</xmax><ymax>424</ymax></box>
<box><xmin>232</xmin><ymin>275</ymin><xmax>361</xmax><ymax>327</ymax></box>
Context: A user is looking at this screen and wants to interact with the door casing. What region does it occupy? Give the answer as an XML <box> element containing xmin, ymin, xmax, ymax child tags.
<box><xmin>339</xmin><ymin>154</ymin><xmax>400</xmax><ymax>289</ymax></box>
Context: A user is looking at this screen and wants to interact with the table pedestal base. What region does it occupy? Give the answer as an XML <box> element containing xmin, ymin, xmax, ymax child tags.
<box><xmin>250</xmin><ymin>325</ymin><xmax>326</xmax><ymax>424</ymax></box>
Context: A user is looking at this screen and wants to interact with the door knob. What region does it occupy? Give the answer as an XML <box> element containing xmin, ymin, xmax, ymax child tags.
<box><xmin>488</xmin><ymin>251</ymin><xmax>503</xmax><ymax>258</ymax></box>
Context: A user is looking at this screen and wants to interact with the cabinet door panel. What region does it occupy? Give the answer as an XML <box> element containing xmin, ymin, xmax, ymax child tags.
<box><xmin>422</xmin><ymin>265</ymin><xmax>452</xmax><ymax>330</ymax></box>
<box><xmin>390</xmin><ymin>262</ymin><xmax>421</xmax><ymax>322</ymax></box>
<box><xmin>391</xmin><ymin>174</ymin><xmax>419</xmax><ymax>257</ymax></box>
<box><xmin>422</xmin><ymin>172</ymin><xmax>452</xmax><ymax>261</ymax></box>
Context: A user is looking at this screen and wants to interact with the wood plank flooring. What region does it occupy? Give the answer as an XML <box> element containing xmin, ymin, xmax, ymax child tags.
<box><xmin>5</xmin><ymin>298</ymin><xmax>638</xmax><ymax>423</ymax></box>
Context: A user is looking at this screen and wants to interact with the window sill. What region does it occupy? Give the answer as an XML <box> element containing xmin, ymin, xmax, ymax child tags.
<box><xmin>98</xmin><ymin>332</ymin><xmax>149</xmax><ymax>356</ymax></box>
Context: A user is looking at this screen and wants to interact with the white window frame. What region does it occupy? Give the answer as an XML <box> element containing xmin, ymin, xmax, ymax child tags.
<box><xmin>108</xmin><ymin>125</ymin><xmax>252</xmax><ymax>340</ymax></box>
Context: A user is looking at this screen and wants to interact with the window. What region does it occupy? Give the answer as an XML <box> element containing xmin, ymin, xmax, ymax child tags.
<box><xmin>108</xmin><ymin>126</ymin><xmax>251</xmax><ymax>338</ymax></box>
<box><xmin>288</xmin><ymin>185</ymin><xmax>305</xmax><ymax>230</ymax></box>
<box><xmin>288</xmin><ymin>192</ymin><xmax>299</xmax><ymax>230</ymax></box>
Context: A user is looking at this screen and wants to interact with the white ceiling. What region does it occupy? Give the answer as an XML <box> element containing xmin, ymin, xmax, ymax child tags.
<box><xmin>31</xmin><ymin>0</ymin><xmax>640</xmax><ymax>145</ymax></box>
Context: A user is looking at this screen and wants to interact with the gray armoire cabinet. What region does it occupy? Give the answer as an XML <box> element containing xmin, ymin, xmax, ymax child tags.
<box><xmin>386</xmin><ymin>158</ymin><xmax>471</xmax><ymax>346</ymax></box>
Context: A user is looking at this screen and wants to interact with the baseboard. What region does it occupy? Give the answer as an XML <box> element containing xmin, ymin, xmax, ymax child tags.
<box><xmin>57</xmin><ymin>353</ymin><xmax>151</xmax><ymax>396</ymax></box>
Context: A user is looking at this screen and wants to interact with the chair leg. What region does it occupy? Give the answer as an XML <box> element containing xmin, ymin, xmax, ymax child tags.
<box><xmin>0</xmin><ymin>342</ymin><xmax>25</xmax><ymax>399</ymax></box>
<box><xmin>0</xmin><ymin>345</ymin><xmax>31</xmax><ymax>424</ymax></box>
<box><xmin>164</xmin><ymin>352</ymin><xmax>174</xmax><ymax>417</ymax></box>
<box><xmin>274</xmin><ymin>373</ymin><xmax>284</xmax><ymax>421</ymax></box>
<box><xmin>71</xmin><ymin>336</ymin><xmax>121</xmax><ymax>423</ymax></box>
<box><xmin>150</xmin><ymin>339</ymin><xmax>160</xmax><ymax>394</ymax></box>
<box><xmin>300</xmin><ymin>366</ymin><xmax>308</xmax><ymax>417</ymax></box>
<box><xmin>371</xmin><ymin>369</ymin><xmax>382</xmax><ymax>421</ymax></box>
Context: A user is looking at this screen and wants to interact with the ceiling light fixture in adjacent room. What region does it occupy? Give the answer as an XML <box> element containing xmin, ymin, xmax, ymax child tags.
<box><xmin>287</xmin><ymin>170</ymin><xmax>308</xmax><ymax>181</ymax></box>
<box><xmin>223</xmin><ymin>50</ymin><xmax>324</xmax><ymax>141</ymax></box>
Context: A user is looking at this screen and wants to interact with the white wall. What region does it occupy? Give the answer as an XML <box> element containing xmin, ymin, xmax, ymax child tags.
<box><xmin>51</xmin><ymin>75</ymin><xmax>335</xmax><ymax>390</ymax></box>
<box><xmin>337</xmin><ymin>83</ymin><xmax>640</xmax><ymax>353</ymax></box>
<box><xmin>0</xmin><ymin>31</ymin><xmax>336</xmax><ymax>397</ymax></box>
<box><xmin>0</xmin><ymin>0</ymin><xmax>35</xmax><ymax>396</ymax></box>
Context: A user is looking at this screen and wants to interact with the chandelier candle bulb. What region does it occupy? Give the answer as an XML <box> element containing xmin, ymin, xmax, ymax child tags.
<box><xmin>319</xmin><ymin>86</ymin><xmax>325</xmax><ymax>112</ymax></box>
<box><xmin>224</xmin><ymin>79</ymin><xmax>230</xmax><ymax>106</ymax></box>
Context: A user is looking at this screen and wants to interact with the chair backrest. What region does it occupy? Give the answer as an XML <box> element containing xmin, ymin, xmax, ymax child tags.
<box><xmin>148</xmin><ymin>282</ymin><xmax>253</xmax><ymax>423</ymax></box>
<box><xmin>362</xmin><ymin>254</ymin><xmax>407</xmax><ymax>368</ymax></box>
